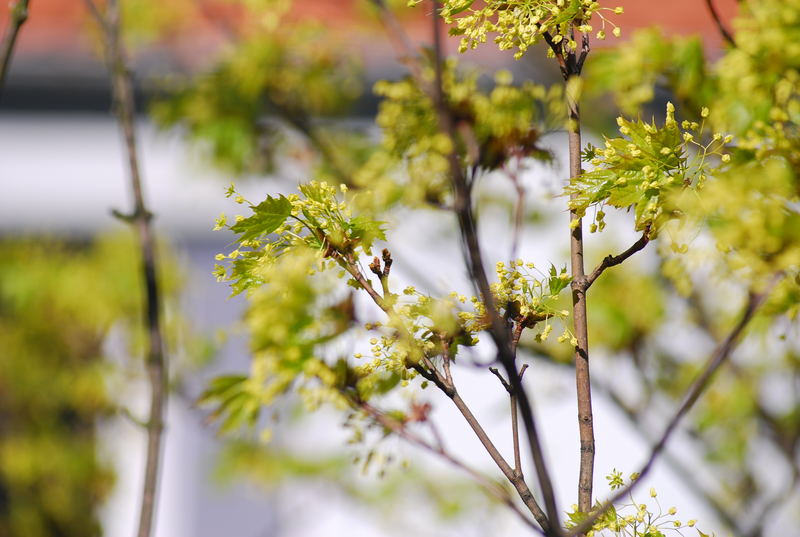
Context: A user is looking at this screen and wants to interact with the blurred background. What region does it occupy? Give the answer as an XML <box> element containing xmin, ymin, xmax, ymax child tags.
<box><xmin>7</xmin><ymin>2</ymin><xmax>796</xmax><ymax>537</ymax></box>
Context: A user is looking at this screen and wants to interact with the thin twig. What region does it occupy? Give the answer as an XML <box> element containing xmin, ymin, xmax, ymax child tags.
<box><xmin>491</xmin><ymin>364</ymin><xmax>530</xmax><ymax>479</ymax></box>
<box><xmin>449</xmin><ymin>390</ymin><xmax>549</xmax><ymax>526</ymax></box>
<box><xmin>511</xmin><ymin>364</ymin><xmax>529</xmax><ymax>477</ymax></box>
<box><xmin>584</xmin><ymin>230</ymin><xmax>651</xmax><ymax>290</ymax></box>
<box><xmin>566</xmin><ymin>274</ymin><xmax>782</xmax><ymax>537</ymax></box>
<box><xmin>441</xmin><ymin>337</ymin><xmax>454</xmax><ymax>386</ymax></box>
<box><xmin>0</xmin><ymin>0</ymin><xmax>30</xmax><ymax>96</ymax></box>
<box><xmin>507</xmin><ymin>159</ymin><xmax>526</xmax><ymax>264</ymax></box>
<box><xmin>85</xmin><ymin>2</ymin><xmax>168</xmax><ymax>537</ymax></box>
<box><xmin>704</xmin><ymin>0</ymin><xmax>736</xmax><ymax>47</ymax></box>
<box><xmin>592</xmin><ymin>376</ymin><xmax>745</xmax><ymax>535</ymax></box>
<box><xmin>357</xmin><ymin>400</ymin><xmax>544</xmax><ymax>535</ymax></box>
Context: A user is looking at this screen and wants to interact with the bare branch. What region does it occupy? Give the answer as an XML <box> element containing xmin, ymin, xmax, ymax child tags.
<box><xmin>449</xmin><ymin>390</ymin><xmax>549</xmax><ymax>527</ymax></box>
<box><xmin>0</xmin><ymin>0</ymin><xmax>30</xmax><ymax>96</ymax></box>
<box><xmin>506</xmin><ymin>160</ymin><xmax>526</xmax><ymax>264</ymax></box>
<box><xmin>562</xmin><ymin>37</ymin><xmax>595</xmax><ymax>517</ymax></box>
<box><xmin>428</xmin><ymin>2</ymin><xmax>560</xmax><ymax>530</ymax></box>
<box><xmin>85</xmin><ymin>2</ymin><xmax>168</xmax><ymax>537</ymax></box>
<box><xmin>704</xmin><ymin>0</ymin><xmax>736</xmax><ymax>47</ymax></box>
<box><xmin>356</xmin><ymin>400</ymin><xmax>545</xmax><ymax>535</ymax></box>
<box><xmin>592</xmin><ymin>376</ymin><xmax>746</xmax><ymax>534</ymax></box>
<box><xmin>584</xmin><ymin>229</ymin><xmax>651</xmax><ymax>290</ymax></box>
<box><xmin>492</xmin><ymin>364</ymin><xmax>530</xmax><ymax>478</ymax></box>
<box><xmin>566</xmin><ymin>274</ymin><xmax>782</xmax><ymax>536</ymax></box>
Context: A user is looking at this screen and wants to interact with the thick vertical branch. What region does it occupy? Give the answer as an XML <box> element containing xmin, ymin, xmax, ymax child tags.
<box><xmin>0</xmin><ymin>0</ymin><xmax>30</xmax><ymax>95</ymax></box>
<box><xmin>556</xmin><ymin>34</ymin><xmax>595</xmax><ymax>517</ymax></box>
<box><xmin>85</xmin><ymin>2</ymin><xmax>167</xmax><ymax>537</ymax></box>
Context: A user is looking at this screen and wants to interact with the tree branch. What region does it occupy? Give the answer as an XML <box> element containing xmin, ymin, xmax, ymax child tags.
<box><xmin>427</xmin><ymin>2</ymin><xmax>560</xmax><ymax>531</ymax></box>
<box><xmin>506</xmin><ymin>160</ymin><xmax>526</xmax><ymax>264</ymax></box>
<box><xmin>592</xmin><ymin>376</ymin><xmax>746</xmax><ymax>535</ymax></box>
<box><xmin>335</xmin><ymin>213</ymin><xmax>551</xmax><ymax>527</ymax></box>
<box><xmin>356</xmin><ymin>400</ymin><xmax>544</xmax><ymax>535</ymax></box>
<box><xmin>491</xmin><ymin>364</ymin><xmax>529</xmax><ymax>478</ymax></box>
<box><xmin>566</xmin><ymin>274</ymin><xmax>782</xmax><ymax>536</ymax></box>
<box><xmin>561</xmin><ymin>35</ymin><xmax>595</xmax><ymax>517</ymax></box>
<box><xmin>704</xmin><ymin>0</ymin><xmax>736</xmax><ymax>47</ymax></box>
<box><xmin>85</xmin><ymin>2</ymin><xmax>167</xmax><ymax>537</ymax></box>
<box><xmin>0</xmin><ymin>0</ymin><xmax>30</xmax><ymax>96</ymax></box>
<box><xmin>584</xmin><ymin>229</ymin><xmax>651</xmax><ymax>290</ymax></box>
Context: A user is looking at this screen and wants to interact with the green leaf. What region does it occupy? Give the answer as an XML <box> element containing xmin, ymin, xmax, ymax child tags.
<box><xmin>348</xmin><ymin>216</ymin><xmax>387</xmax><ymax>251</ymax></box>
<box><xmin>444</xmin><ymin>0</ymin><xmax>474</xmax><ymax>16</ymax></box>
<box><xmin>198</xmin><ymin>374</ymin><xmax>248</xmax><ymax>406</ymax></box>
<box><xmin>231</xmin><ymin>195</ymin><xmax>292</xmax><ymax>242</ymax></box>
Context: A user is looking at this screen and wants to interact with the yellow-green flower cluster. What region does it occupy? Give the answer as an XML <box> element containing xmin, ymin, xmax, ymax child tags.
<box><xmin>433</xmin><ymin>0</ymin><xmax>622</xmax><ymax>59</ymax></box>
<box><xmin>351</xmin><ymin>291</ymin><xmax>480</xmax><ymax>395</ymax></box>
<box><xmin>565</xmin><ymin>471</ymin><xmax>706</xmax><ymax>537</ymax></box>
<box><xmin>569</xmin><ymin>102</ymin><xmax>731</xmax><ymax>234</ymax></box>
<box><xmin>461</xmin><ymin>260</ymin><xmax>574</xmax><ymax>345</ymax></box>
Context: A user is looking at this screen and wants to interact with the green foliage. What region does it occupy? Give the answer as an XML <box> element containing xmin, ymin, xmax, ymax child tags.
<box><xmin>0</xmin><ymin>237</ymin><xmax>140</xmax><ymax>537</ymax></box>
<box><xmin>668</xmin><ymin>156</ymin><xmax>800</xmax><ymax>285</ymax></box>
<box><xmin>568</xmin><ymin>103</ymin><xmax>730</xmax><ymax>234</ymax></box>
<box><xmin>207</xmin><ymin>180</ymin><xmax>576</xmax><ymax>435</ymax></box>
<box><xmin>214</xmin><ymin>181</ymin><xmax>385</xmax><ymax>294</ymax></box>
<box><xmin>586</xmin><ymin>262</ymin><xmax>666</xmax><ymax>352</ymax></box>
<box><xmin>585</xmin><ymin>28</ymin><xmax>710</xmax><ymax>117</ymax></box>
<box><xmin>355</xmin><ymin>61</ymin><xmax>561</xmax><ymax>208</ymax></box>
<box><xmin>151</xmin><ymin>4</ymin><xmax>361</xmax><ymax>174</ymax></box>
